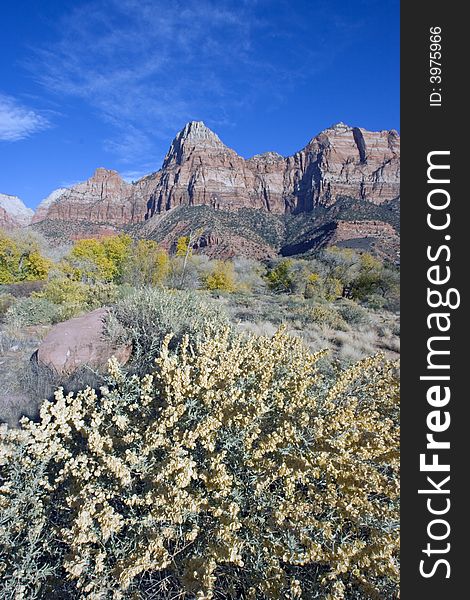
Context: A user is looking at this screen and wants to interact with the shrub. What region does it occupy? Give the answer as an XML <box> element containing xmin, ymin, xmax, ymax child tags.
<box><xmin>320</xmin><ymin>246</ymin><xmax>361</xmax><ymax>285</ymax></box>
<box><xmin>37</xmin><ymin>278</ymin><xmax>89</xmax><ymax>306</ymax></box>
<box><xmin>232</xmin><ymin>257</ymin><xmax>267</xmax><ymax>294</ymax></box>
<box><xmin>302</xmin><ymin>304</ymin><xmax>348</xmax><ymax>330</ymax></box>
<box><xmin>265</xmin><ymin>259</ymin><xmax>295</xmax><ymax>293</ymax></box>
<box><xmin>5</xmin><ymin>297</ymin><xmax>61</xmax><ymax>327</ymax></box>
<box><xmin>323</xmin><ymin>276</ymin><xmax>343</xmax><ymax>300</ymax></box>
<box><xmin>105</xmin><ymin>287</ymin><xmax>229</xmax><ymax>372</ymax></box>
<box><xmin>203</xmin><ymin>260</ymin><xmax>236</xmax><ymax>292</ymax></box>
<box><xmin>85</xmin><ymin>281</ymin><xmax>119</xmax><ymax>309</ymax></box>
<box><xmin>0</xmin><ymin>329</ymin><xmax>399</xmax><ymax>599</ymax></box>
<box><xmin>336</xmin><ymin>299</ymin><xmax>370</xmax><ymax>326</ymax></box>
<box><xmin>0</xmin><ymin>293</ymin><xmax>14</xmax><ymax>321</ymax></box>
<box><xmin>35</xmin><ymin>279</ymin><xmax>119</xmax><ymax>321</ymax></box>
<box><xmin>364</xmin><ymin>293</ymin><xmax>387</xmax><ymax>310</ymax></box>
<box><xmin>350</xmin><ymin>253</ymin><xmax>399</xmax><ymax>304</ymax></box>
<box><xmin>121</xmin><ymin>240</ymin><xmax>170</xmax><ymax>287</ymax></box>
<box><xmin>22</xmin><ymin>251</ymin><xmax>52</xmax><ymax>281</ymax></box>
<box><xmin>34</xmin><ymin>278</ymin><xmax>90</xmax><ymax>321</ymax></box>
<box><xmin>304</xmin><ymin>272</ymin><xmax>322</xmax><ymax>299</ymax></box>
<box><xmin>0</xmin><ymin>430</ymin><xmax>63</xmax><ymax>598</ymax></box>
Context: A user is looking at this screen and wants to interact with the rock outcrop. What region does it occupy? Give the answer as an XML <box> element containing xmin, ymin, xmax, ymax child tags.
<box><xmin>36</xmin><ymin>308</ymin><xmax>132</xmax><ymax>375</ymax></box>
<box><xmin>31</xmin><ymin>188</ymin><xmax>68</xmax><ymax>224</ymax></box>
<box><xmin>283</xmin><ymin>122</ymin><xmax>400</xmax><ymax>211</ymax></box>
<box><xmin>28</xmin><ymin>121</ymin><xmax>399</xmax><ymax>258</ymax></box>
<box><xmin>0</xmin><ymin>193</ymin><xmax>34</xmax><ymax>228</ymax></box>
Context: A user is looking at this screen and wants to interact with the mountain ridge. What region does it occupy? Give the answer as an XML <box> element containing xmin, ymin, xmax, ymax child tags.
<box><xmin>2</xmin><ymin>121</ymin><xmax>400</xmax><ymax>259</ymax></box>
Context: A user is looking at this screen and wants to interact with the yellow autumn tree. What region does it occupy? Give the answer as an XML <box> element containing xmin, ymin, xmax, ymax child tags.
<box><xmin>65</xmin><ymin>234</ymin><xmax>132</xmax><ymax>283</ymax></box>
<box><xmin>122</xmin><ymin>239</ymin><xmax>170</xmax><ymax>286</ymax></box>
<box><xmin>204</xmin><ymin>260</ymin><xmax>236</xmax><ymax>292</ymax></box>
<box><xmin>0</xmin><ymin>231</ymin><xmax>52</xmax><ymax>283</ymax></box>
<box><xmin>175</xmin><ymin>235</ymin><xmax>190</xmax><ymax>257</ymax></box>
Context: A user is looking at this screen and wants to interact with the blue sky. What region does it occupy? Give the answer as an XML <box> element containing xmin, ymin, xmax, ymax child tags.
<box><xmin>0</xmin><ymin>0</ymin><xmax>399</xmax><ymax>209</ymax></box>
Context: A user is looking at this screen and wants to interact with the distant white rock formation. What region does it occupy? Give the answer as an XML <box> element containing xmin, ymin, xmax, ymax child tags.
<box><xmin>0</xmin><ymin>193</ymin><xmax>34</xmax><ymax>227</ymax></box>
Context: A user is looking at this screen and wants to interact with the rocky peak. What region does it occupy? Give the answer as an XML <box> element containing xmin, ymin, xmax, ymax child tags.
<box><xmin>31</xmin><ymin>168</ymin><xmax>139</xmax><ymax>228</ymax></box>
<box><xmin>329</xmin><ymin>121</ymin><xmax>352</xmax><ymax>131</ymax></box>
<box><xmin>75</xmin><ymin>168</ymin><xmax>132</xmax><ymax>200</ymax></box>
<box><xmin>37</xmin><ymin>188</ymin><xmax>68</xmax><ymax>209</ymax></box>
<box><xmin>31</xmin><ymin>121</ymin><xmax>400</xmax><ymax>236</ymax></box>
<box><xmin>180</xmin><ymin>121</ymin><xmax>222</xmax><ymax>142</ymax></box>
<box><xmin>0</xmin><ymin>193</ymin><xmax>34</xmax><ymax>227</ymax></box>
<box><xmin>90</xmin><ymin>167</ymin><xmax>122</xmax><ymax>182</ymax></box>
<box><xmin>162</xmin><ymin>121</ymin><xmax>230</xmax><ymax>168</ymax></box>
<box><xmin>31</xmin><ymin>188</ymin><xmax>68</xmax><ymax>224</ymax></box>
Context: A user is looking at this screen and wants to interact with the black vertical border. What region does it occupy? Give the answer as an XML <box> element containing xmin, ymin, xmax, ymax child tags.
<box><xmin>401</xmin><ymin>2</ymin><xmax>466</xmax><ymax>598</ymax></box>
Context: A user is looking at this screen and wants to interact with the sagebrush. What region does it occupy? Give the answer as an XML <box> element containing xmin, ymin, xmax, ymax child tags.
<box><xmin>0</xmin><ymin>327</ymin><xmax>399</xmax><ymax>599</ymax></box>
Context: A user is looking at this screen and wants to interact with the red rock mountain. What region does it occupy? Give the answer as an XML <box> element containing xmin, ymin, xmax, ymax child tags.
<box><xmin>33</xmin><ymin>121</ymin><xmax>399</xmax><ymax>224</ymax></box>
<box><xmin>32</xmin><ymin>169</ymin><xmax>143</xmax><ymax>226</ymax></box>
<box><xmin>30</xmin><ymin>121</ymin><xmax>400</xmax><ymax>258</ymax></box>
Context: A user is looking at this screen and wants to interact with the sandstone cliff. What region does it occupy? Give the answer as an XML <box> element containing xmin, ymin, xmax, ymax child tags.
<box><xmin>31</xmin><ymin>168</ymin><xmax>147</xmax><ymax>227</ymax></box>
<box><xmin>145</xmin><ymin>121</ymin><xmax>399</xmax><ymax>218</ymax></box>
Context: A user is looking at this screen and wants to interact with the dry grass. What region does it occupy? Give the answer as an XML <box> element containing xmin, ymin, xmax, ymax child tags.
<box><xmin>219</xmin><ymin>292</ymin><xmax>399</xmax><ymax>364</ymax></box>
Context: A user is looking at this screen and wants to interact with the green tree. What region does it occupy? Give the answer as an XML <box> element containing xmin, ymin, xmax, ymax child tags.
<box><xmin>265</xmin><ymin>259</ymin><xmax>295</xmax><ymax>293</ymax></box>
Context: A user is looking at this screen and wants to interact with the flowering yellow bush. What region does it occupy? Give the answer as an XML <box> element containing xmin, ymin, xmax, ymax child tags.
<box><xmin>121</xmin><ymin>240</ymin><xmax>170</xmax><ymax>286</ymax></box>
<box><xmin>1</xmin><ymin>328</ymin><xmax>399</xmax><ymax>599</ymax></box>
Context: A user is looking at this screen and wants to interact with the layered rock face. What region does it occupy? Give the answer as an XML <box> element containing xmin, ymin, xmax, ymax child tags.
<box><xmin>146</xmin><ymin>121</ymin><xmax>286</xmax><ymax>216</ymax></box>
<box><xmin>284</xmin><ymin>123</ymin><xmax>400</xmax><ymax>211</ymax></box>
<box><xmin>0</xmin><ymin>194</ymin><xmax>34</xmax><ymax>228</ymax></box>
<box><xmin>32</xmin><ymin>121</ymin><xmax>400</xmax><ymax>229</ymax></box>
<box><xmin>146</xmin><ymin>121</ymin><xmax>399</xmax><ymax>217</ymax></box>
<box><xmin>31</xmin><ymin>188</ymin><xmax>68</xmax><ymax>224</ymax></box>
<box><xmin>32</xmin><ymin>168</ymin><xmax>149</xmax><ymax>227</ymax></box>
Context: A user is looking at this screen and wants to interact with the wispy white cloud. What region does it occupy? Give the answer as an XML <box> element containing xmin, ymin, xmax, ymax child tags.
<box><xmin>0</xmin><ymin>93</ymin><xmax>50</xmax><ymax>141</ymax></box>
<box><xmin>29</xmin><ymin>0</ymin><xmax>364</xmax><ymax>166</ymax></box>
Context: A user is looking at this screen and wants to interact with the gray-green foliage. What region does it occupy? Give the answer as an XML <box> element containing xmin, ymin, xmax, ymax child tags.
<box><xmin>105</xmin><ymin>287</ymin><xmax>230</xmax><ymax>372</ymax></box>
<box><xmin>336</xmin><ymin>299</ymin><xmax>370</xmax><ymax>326</ymax></box>
<box><xmin>0</xmin><ymin>431</ymin><xmax>63</xmax><ymax>598</ymax></box>
<box><xmin>0</xmin><ymin>293</ymin><xmax>15</xmax><ymax>321</ymax></box>
<box><xmin>5</xmin><ymin>297</ymin><xmax>61</xmax><ymax>327</ymax></box>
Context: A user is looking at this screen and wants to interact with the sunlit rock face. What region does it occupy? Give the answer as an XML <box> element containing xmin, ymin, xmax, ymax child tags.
<box><xmin>31</xmin><ymin>169</ymin><xmax>146</xmax><ymax>227</ymax></box>
<box><xmin>33</xmin><ymin>120</ymin><xmax>400</xmax><ymax>227</ymax></box>
<box><xmin>0</xmin><ymin>193</ymin><xmax>34</xmax><ymax>227</ymax></box>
